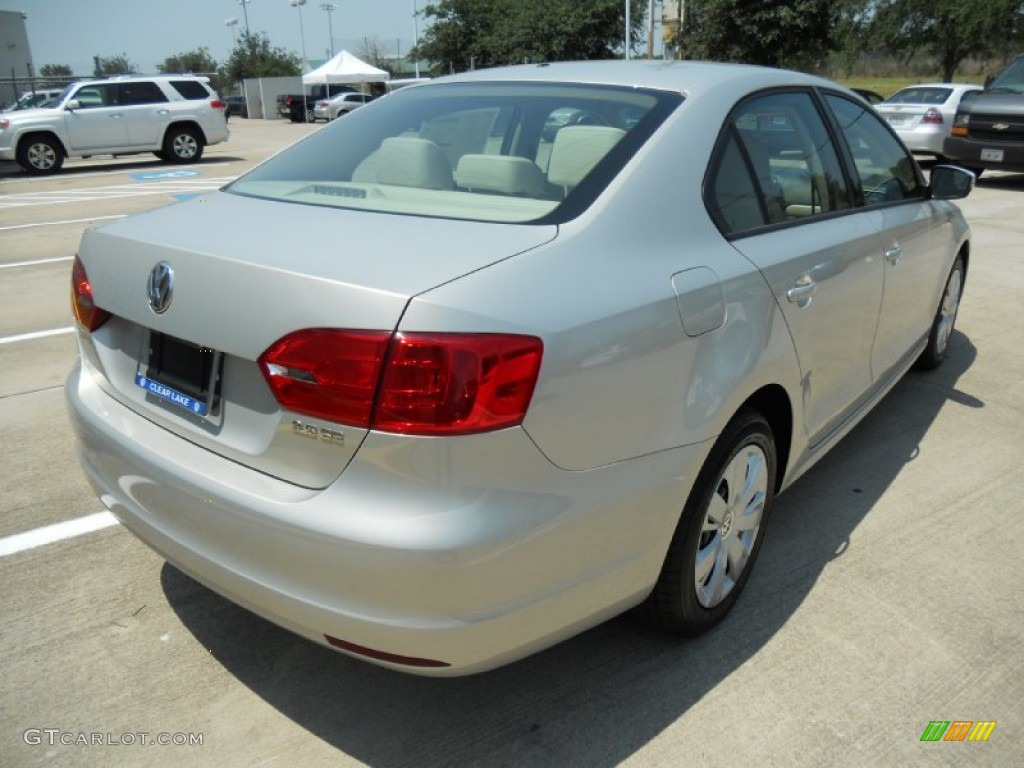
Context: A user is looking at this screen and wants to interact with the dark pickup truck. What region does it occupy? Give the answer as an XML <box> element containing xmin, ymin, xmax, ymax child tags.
<box><xmin>943</xmin><ymin>54</ymin><xmax>1024</xmax><ymax>177</ymax></box>
<box><xmin>276</xmin><ymin>84</ymin><xmax>356</xmax><ymax>123</ymax></box>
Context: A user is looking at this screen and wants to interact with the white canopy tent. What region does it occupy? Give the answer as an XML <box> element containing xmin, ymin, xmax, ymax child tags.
<box><xmin>302</xmin><ymin>50</ymin><xmax>390</xmax><ymax>86</ymax></box>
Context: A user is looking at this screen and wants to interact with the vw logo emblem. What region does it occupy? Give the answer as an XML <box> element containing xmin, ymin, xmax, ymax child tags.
<box><xmin>147</xmin><ymin>261</ymin><xmax>174</xmax><ymax>314</ymax></box>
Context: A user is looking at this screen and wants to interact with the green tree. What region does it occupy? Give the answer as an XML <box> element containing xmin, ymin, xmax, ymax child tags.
<box><xmin>93</xmin><ymin>54</ymin><xmax>137</xmax><ymax>77</ymax></box>
<box><xmin>679</xmin><ymin>0</ymin><xmax>847</xmax><ymax>68</ymax></box>
<box><xmin>870</xmin><ymin>0</ymin><xmax>1024</xmax><ymax>82</ymax></box>
<box><xmin>411</xmin><ymin>0</ymin><xmax>644</xmax><ymax>74</ymax></box>
<box><xmin>221</xmin><ymin>31</ymin><xmax>301</xmax><ymax>86</ymax></box>
<box><xmin>159</xmin><ymin>48</ymin><xmax>221</xmax><ymax>92</ymax></box>
<box><xmin>159</xmin><ymin>48</ymin><xmax>218</xmax><ymax>76</ymax></box>
<box><xmin>38</xmin><ymin>63</ymin><xmax>74</xmax><ymax>88</ymax></box>
<box><xmin>39</xmin><ymin>63</ymin><xmax>73</xmax><ymax>79</ymax></box>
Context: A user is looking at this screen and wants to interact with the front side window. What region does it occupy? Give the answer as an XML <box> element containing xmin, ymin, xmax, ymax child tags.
<box><xmin>72</xmin><ymin>84</ymin><xmax>119</xmax><ymax>109</ymax></box>
<box><xmin>228</xmin><ymin>82</ymin><xmax>680</xmax><ymax>224</ymax></box>
<box><xmin>825</xmin><ymin>94</ymin><xmax>924</xmax><ymax>205</ymax></box>
<box><xmin>707</xmin><ymin>90</ymin><xmax>850</xmax><ymax>236</ymax></box>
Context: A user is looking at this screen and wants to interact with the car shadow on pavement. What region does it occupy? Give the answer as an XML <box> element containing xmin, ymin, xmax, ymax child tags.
<box><xmin>162</xmin><ymin>331</ymin><xmax>978</xmax><ymax>767</ymax></box>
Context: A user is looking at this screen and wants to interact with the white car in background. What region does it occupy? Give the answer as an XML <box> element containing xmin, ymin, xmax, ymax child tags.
<box><xmin>313</xmin><ymin>91</ymin><xmax>374</xmax><ymax>121</ymax></box>
<box><xmin>875</xmin><ymin>83</ymin><xmax>983</xmax><ymax>159</ymax></box>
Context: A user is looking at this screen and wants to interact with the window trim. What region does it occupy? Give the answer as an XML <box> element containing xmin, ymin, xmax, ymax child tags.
<box><xmin>704</xmin><ymin>86</ymin><xmax>858</xmax><ymax>240</ymax></box>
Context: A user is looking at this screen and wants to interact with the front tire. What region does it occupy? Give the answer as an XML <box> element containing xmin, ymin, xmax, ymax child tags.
<box><xmin>642</xmin><ymin>408</ymin><xmax>777</xmax><ymax>636</ymax></box>
<box><xmin>17</xmin><ymin>134</ymin><xmax>63</xmax><ymax>175</ymax></box>
<box><xmin>915</xmin><ymin>255</ymin><xmax>965</xmax><ymax>370</ymax></box>
<box><xmin>161</xmin><ymin>127</ymin><xmax>203</xmax><ymax>164</ymax></box>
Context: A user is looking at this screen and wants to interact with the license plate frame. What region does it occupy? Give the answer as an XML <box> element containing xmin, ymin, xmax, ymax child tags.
<box><xmin>136</xmin><ymin>332</ymin><xmax>222</xmax><ymax>418</ymax></box>
<box><xmin>980</xmin><ymin>148</ymin><xmax>1004</xmax><ymax>163</ymax></box>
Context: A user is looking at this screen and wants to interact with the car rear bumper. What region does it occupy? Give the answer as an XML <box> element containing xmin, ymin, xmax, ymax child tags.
<box><xmin>67</xmin><ymin>357</ymin><xmax>702</xmax><ymax>675</ymax></box>
<box><xmin>893</xmin><ymin>126</ymin><xmax>946</xmax><ymax>155</ymax></box>
<box><xmin>942</xmin><ymin>136</ymin><xmax>1024</xmax><ymax>172</ymax></box>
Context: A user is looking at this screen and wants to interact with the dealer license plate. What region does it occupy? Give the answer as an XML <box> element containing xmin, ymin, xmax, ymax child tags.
<box><xmin>136</xmin><ymin>332</ymin><xmax>221</xmax><ymax>417</ymax></box>
<box><xmin>980</xmin><ymin>148</ymin><xmax>1004</xmax><ymax>162</ymax></box>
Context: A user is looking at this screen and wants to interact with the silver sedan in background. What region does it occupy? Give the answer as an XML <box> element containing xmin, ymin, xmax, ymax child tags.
<box><xmin>312</xmin><ymin>91</ymin><xmax>374</xmax><ymax>121</ymax></box>
<box><xmin>67</xmin><ymin>61</ymin><xmax>973</xmax><ymax>676</ymax></box>
<box><xmin>875</xmin><ymin>82</ymin><xmax>983</xmax><ymax>159</ymax></box>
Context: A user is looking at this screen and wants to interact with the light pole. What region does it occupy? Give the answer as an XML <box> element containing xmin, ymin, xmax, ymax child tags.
<box><xmin>625</xmin><ymin>0</ymin><xmax>631</xmax><ymax>60</ymax></box>
<box><xmin>320</xmin><ymin>3</ymin><xmax>337</xmax><ymax>58</ymax></box>
<box><xmin>237</xmin><ymin>0</ymin><xmax>251</xmax><ymax>34</ymax></box>
<box><xmin>412</xmin><ymin>0</ymin><xmax>421</xmax><ymax>78</ymax></box>
<box><xmin>225</xmin><ymin>17</ymin><xmax>239</xmax><ymax>47</ymax></box>
<box><xmin>291</xmin><ymin>0</ymin><xmax>310</xmax><ymax>121</ymax></box>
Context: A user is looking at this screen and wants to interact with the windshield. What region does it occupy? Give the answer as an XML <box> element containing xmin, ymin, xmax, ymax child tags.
<box><xmin>228</xmin><ymin>81</ymin><xmax>680</xmax><ymax>224</ymax></box>
<box><xmin>989</xmin><ymin>57</ymin><xmax>1024</xmax><ymax>94</ymax></box>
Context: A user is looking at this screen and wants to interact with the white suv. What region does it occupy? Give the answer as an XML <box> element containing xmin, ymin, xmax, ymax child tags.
<box><xmin>0</xmin><ymin>75</ymin><xmax>228</xmax><ymax>174</ymax></box>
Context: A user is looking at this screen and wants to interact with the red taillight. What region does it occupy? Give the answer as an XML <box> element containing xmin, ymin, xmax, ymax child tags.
<box><xmin>258</xmin><ymin>329</ymin><xmax>391</xmax><ymax>427</ymax></box>
<box><xmin>258</xmin><ymin>330</ymin><xmax>543</xmax><ymax>435</ymax></box>
<box><xmin>922</xmin><ymin>108</ymin><xmax>943</xmax><ymax>124</ymax></box>
<box><xmin>71</xmin><ymin>256</ymin><xmax>111</xmax><ymax>332</ymax></box>
<box><xmin>375</xmin><ymin>333</ymin><xmax>542</xmax><ymax>435</ymax></box>
<box><xmin>210</xmin><ymin>99</ymin><xmax>226</xmax><ymax>110</ymax></box>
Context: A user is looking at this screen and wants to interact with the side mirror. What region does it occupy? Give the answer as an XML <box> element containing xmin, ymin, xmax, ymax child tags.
<box><xmin>65</xmin><ymin>99</ymin><xmax>80</xmax><ymax>111</ymax></box>
<box><xmin>930</xmin><ymin>165</ymin><xmax>975</xmax><ymax>200</ymax></box>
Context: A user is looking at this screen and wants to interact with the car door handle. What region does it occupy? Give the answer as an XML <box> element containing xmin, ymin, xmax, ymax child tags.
<box><xmin>110</xmin><ymin>114</ymin><xmax>123</xmax><ymax>119</ymax></box>
<box><xmin>885</xmin><ymin>245</ymin><xmax>902</xmax><ymax>265</ymax></box>
<box><xmin>786</xmin><ymin>276</ymin><xmax>816</xmax><ymax>307</ymax></box>
<box><xmin>156</xmin><ymin>109</ymin><xmax>170</xmax><ymax>115</ymax></box>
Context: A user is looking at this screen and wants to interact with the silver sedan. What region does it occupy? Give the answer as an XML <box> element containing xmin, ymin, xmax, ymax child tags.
<box><xmin>67</xmin><ymin>61</ymin><xmax>973</xmax><ymax>675</ymax></box>
<box><xmin>875</xmin><ymin>82</ymin><xmax>983</xmax><ymax>158</ymax></box>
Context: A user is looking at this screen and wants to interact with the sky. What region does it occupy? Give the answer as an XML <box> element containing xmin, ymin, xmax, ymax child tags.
<box><xmin>1</xmin><ymin>0</ymin><xmax>424</xmax><ymax>75</ymax></box>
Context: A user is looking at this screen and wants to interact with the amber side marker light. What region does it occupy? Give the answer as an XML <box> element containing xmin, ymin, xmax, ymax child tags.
<box><xmin>325</xmin><ymin>634</ymin><xmax>451</xmax><ymax>669</ymax></box>
<box><xmin>71</xmin><ymin>256</ymin><xmax>112</xmax><ymax>332</ymax></box>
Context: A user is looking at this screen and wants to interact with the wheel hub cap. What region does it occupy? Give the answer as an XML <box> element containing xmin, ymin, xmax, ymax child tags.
<box><xmin>694</xmin><ymin>444</ymin><xmax>768</xmax><ymax>609</ymax></box>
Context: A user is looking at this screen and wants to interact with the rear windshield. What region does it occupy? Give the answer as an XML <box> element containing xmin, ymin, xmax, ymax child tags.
<box><xmin>885</xmin><ymin>87</ymin><xmax>952</xmax><ymax>105</ymax></box>
<box><xmin>228</xmin><ymin>81</ymin><xmax>680</xmax><ymax>224</ymax></box>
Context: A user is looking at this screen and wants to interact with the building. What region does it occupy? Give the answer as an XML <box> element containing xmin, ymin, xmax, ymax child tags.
<box><xmin>0</xmin><ymin>10</ymin><xmax>33</xmax><ymax>108</ymax></box>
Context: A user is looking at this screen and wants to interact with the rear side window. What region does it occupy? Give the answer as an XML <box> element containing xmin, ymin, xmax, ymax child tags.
<box><xmin>119</xmin><ymin>81</ymin><xmax>168</xmax><ymax>105</ymax></box>
<box><xmin>825</xmin><ymin>94</ymin><xmax>924</xmax><ymax>205</ymax></box>
<box><xmin>169</xmin><ymin>80</ymin><xmax>211</xmax><ymax>100</ymax></box>
<box><xmin>707</xmin><ymin>91</ymin><xmax>851</xmax><ymax>237</ymax></box>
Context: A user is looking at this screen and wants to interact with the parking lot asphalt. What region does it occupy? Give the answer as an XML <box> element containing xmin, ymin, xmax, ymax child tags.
<box><xmin>1</xmin><ymin>118</ymin><xmax>1022</xmax><ymax>768</ymax></box>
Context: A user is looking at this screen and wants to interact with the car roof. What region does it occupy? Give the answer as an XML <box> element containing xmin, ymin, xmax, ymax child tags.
<box><xmin>434</xmin><ymin>60</ymin><xmax>848</xmax><ymax>98</ymax></box>
<box><xmin>891</xmin><ymin>82</ymin><xmax>982</xmax><ymax>90</ymax></box>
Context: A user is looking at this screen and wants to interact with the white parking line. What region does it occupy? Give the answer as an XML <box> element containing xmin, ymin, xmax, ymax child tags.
<box><xmin>0</xmin><ymin>160</ymin><xmax>235</xmax><ymax>185</ymax></box>
<box><xmin>0</xmin><ymin>215</ymin><xmax>127</xmax><ymax>232</ymax></box>
<box><xmin>0</xmin><ymin>512</ymin><xmax>120</xmax><ymax>557</ymax></box>
<box><xmin>0</xmin><ymin>256</ymin><xmax>74</xmax><ymax>269</ymax></box>
<box><xmin>0</xmin><ymin>177</ymin><xmax>234</xmax><ymax>209</ymax></box>
<box><xmin>0</xmin><ymin>327</ymin><xmax>75</xmax><ymax>345</ymax></box>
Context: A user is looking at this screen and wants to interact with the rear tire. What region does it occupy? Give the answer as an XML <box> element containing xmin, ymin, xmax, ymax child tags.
<box><xmin>642</xmin><ymin>408</ymin><xmax>777</xmax><ymax>636</ymax></box>
<box><xmin>17</xmin><ymin>134</ymin><xmax>63</xmax><ymax>175</ymax></box>
<box><xmin>915</xmin><ymin>255</ymin><xmax>965</xmax><ymax>370</ymax></box>
<box><xmin>161</xmin><ymin>126</ymin><xmax>203</xmax><ymax>164</ymax></box>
